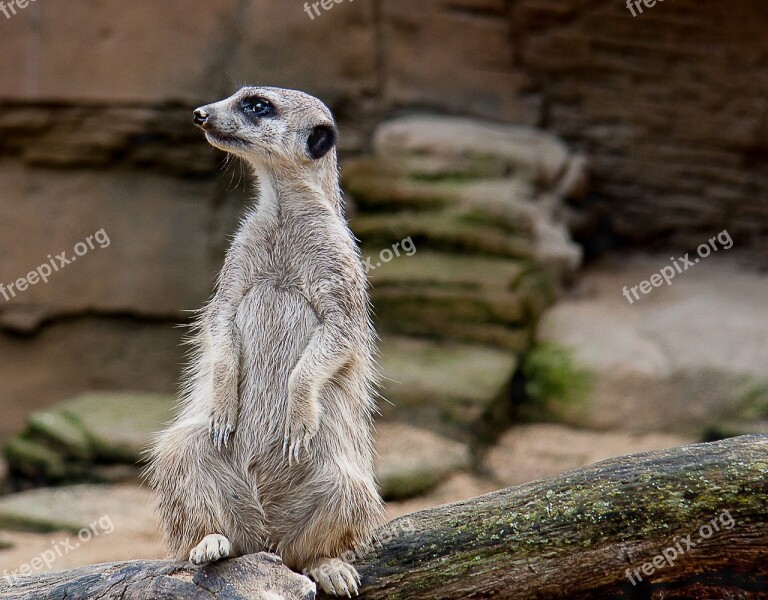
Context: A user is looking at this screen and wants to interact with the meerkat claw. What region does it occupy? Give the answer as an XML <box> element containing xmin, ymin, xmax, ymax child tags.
<box><xmin>289</xmin><ymin>438</ymin><xmax>302</xmax><ymax>466</ymax></box>
<box><xmin>209</xmin><ymin>417</ymin><xmax>234</xmax><ymax>450</ymax></box>
<box><xmin>284</xmin><ymin>430</ymin><xmax>314</xmax><ymax>465</ymax></box>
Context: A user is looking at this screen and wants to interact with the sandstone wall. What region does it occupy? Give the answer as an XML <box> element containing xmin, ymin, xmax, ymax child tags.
<box><xmin>0</xmin><ymin>0</ymin><xmax>765</xmax><ymax>439</ymax></box>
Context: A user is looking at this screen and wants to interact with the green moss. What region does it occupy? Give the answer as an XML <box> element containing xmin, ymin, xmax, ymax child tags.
<box><xmin>368</xmin><ymin>439</ymin><xmax>767</xmax><ymax>587</ymax></box>
<box><xmin>408</xmin><ymin>172</ymin><xmax>478</xmax><ymax>184</ymax></box>
<box><xmin>734</xmin><ymin>380</ymin><xmax>768</xmax><ymax>420</ymax></box>
<box><xmin>27</xmin><ymin>411</ymin><xmax>93</xmax><ymax>460</ymax></box>
<box><xmin>3</xmin><ymin>436</ymin><xmax>68</xmax><ymax>480</ymax></box>
<box><xmin>522</xmin><ymin>341</ymin><xmax>592</xmax><ymax>418</ymax></box>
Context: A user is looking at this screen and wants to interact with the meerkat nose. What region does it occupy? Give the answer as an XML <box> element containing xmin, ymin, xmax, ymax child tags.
<box><xmin>193</xmin><ymin>108</ymin><xmax>210</xmax><ymax>127</ymax></box>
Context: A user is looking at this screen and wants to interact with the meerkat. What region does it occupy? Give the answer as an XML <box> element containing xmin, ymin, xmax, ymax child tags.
<box><xmin>145</xmin><ymin>86</ymin><xmax>385</xmax><ymax>597</ymax></box>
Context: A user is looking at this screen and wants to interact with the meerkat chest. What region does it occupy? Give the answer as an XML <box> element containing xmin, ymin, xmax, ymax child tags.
<box><xmin>238</xmin><ymin>211</ymin><xmax>351</xmax><ymax>285</ymax></box>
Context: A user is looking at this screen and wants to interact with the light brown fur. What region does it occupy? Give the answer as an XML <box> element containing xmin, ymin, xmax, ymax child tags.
<box><xmin>145</xmin><ymin>86</ymin><xmax>385</xmax><ymax>596</ymax></box>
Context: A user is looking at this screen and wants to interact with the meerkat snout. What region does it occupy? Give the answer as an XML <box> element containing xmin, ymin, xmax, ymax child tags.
<box><xmin>192</xmin><ymin>108</ymin><xmax>209</xmax><ymax>126</ymax></box>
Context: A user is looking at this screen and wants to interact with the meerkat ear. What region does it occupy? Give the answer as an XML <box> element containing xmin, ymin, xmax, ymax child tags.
<box><xmin>307</xmin><ymin>124</ymin><xmax>337</xmax><ymax>160</ymax></box>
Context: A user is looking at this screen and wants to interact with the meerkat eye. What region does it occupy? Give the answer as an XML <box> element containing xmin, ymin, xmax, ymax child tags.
<box><xmin>240</xmin><ymin>97</ymin><xmax>274</xmax><ymax>117</ymax></box>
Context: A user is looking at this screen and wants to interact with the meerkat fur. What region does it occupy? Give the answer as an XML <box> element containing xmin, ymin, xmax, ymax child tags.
<box><xmin>145</xmin><ymin>86</ymin><xmax>385</xmax><ymax>597</ymax></box>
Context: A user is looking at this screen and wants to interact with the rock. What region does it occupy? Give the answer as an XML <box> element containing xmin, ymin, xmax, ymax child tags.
<box><xmin>378</xmin><ymin>336</ymin><xmax>516</xmax><ymax>438</ymax></box>
<box><xmin>0</xmin><ymin>484</ymin><xmax>163</xmax><ymax>574</ymax></box>
<box><xmin>4</xmin><ymin>392</ymin><xmax>174</xmax><ymax>486</ymax></box>
<box><xmin>345</xmin><ymin>115</ymin><xmax>583</xmax><ymax>309</ymax></box>
<box><xmin>531</xmin><ymin>213</ymin><xmax>584</xmax><ymax>284</ymax></box>
<box><xmin>375</xmin><ymin>423</ymin><xmax>470</xmax><ymax>500</ymax></box>
<box><xmin>373</xmin><ymin>286</ymin><xmax>526</xmax><ymax>331</ymax></box>
<box><xmin>373</xmin><ymin>116</ymin><xmax>571</xmax><ymax>189</ymax></box>
<box><xmin>381</xmin><ymin>0</ymin><xmax>539</xmax><ymax>124</ymax></box>
<box><xmin>0</xmin><ymin>484</ymin><xmax>152</xmax><ymax>533</ymax></box>
<box><xmin>59</xmin><ymin>392</ymin><xmax>174</xmax><ymax>463</ymax></box>
<box><xmin>349</xmin><ymin>143</ymin><xmax>566</xmax><ymax>440</ymax></box>
<box><xmin>0</xmin><ymin>164</ymin><xmax>239</xmax><ymax>321</ymax></box>
<box><xmin>484</xmin><ymin>424</ymin><xmax>694</xmax><ymax>487</ymax></box>
<box><xmin>539</xmin><ymin>254</ymin><xmax>768</xmax><ymax>435</ymax></box>
<box><xmin>555</xmin><ymin>154</ymin><xmax>589</xmax><ymax>202</ymax></box>
<box><xmin>0</xmin><ymin>456</ymin><xmax>8</xmax><ymax>492</ymax></box>
<box><xmin>0</xmin><ymin>320</ymin><xmax>183</xmax><ymax>449</ymax></box>
<box><xmin>366</xmin><ymin>250</ymin><xmax>528</xmax><ymax>290</ymax></box>
<box><xmin>3</xmin><ymin>438</ymin><xmax>69</xmax><ymax>482</ymax></box>
<box><xmin>27</xmin><ymin>412</ymin><xmax>92</xmax><ymax>460</ymax></box>
<box><xmin>352</xmin><ymin>212</ymin><xmax>534</xmax><ymax>260</ymax></box>
<box><xmin>0</xmin><ymin>106</ymin><xmax>219</xmax><ymax>175</ymax></box>
<box><xmin>344</xmin><ymin>160</ymin><xmax>539</xmax><ymax>213</ymax></box>
<box><xmin>345</xmin><ymin>116</ymin><xmax>581</xmax><ymax>371</ymax></box>
<box><xmin>0</xmin><ymin>0</ymin><xmax>376</xmax><ymax>106</ymax></box>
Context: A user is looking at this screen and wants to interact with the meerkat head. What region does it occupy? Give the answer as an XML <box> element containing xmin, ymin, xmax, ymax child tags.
<box><xmin>193</xmin><ymin>86</ymin><xmax>338</xmax><ymax>172</ymax></box>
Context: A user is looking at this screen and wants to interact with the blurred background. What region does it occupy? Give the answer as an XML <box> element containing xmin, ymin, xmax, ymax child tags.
<box><xmin>0</xmin><ymin>0</ymin><xmax>766</xmax><ymax>573</ymax></box>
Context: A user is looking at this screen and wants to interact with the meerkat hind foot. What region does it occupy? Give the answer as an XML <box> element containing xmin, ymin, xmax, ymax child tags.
<box><xmin>189</xmin><ymin>533</ymin><xmax>232</xmax><ymax>565</ymax></box>
<box><xmin>307</xmin><ymin>557</ymin><xmax>361</xmax><ymax>597</ymax></box>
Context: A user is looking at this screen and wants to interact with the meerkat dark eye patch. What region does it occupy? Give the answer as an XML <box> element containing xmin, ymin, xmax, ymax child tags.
<box><xmin>240</xmin><ymin>97</ymin><xmax>275</xmax><ymax>118</ymax></box>
<box><xmin>307</xmin><ymin>124</ymin><xmax>337</xmax><ymax>160</ymax></box>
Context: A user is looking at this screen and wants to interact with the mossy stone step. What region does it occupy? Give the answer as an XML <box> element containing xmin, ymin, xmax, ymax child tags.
<box><xmin>378</xmin><ymin>336</ymin><xmax>517</xmax><ymax>438</ymax></box>
<box><xmin>374</xmin><ymin>422</ymin><xmax>471</xmax><ymax>500</ymax></box>
<box><xmin>4</xmin><ymin>437</ymin><xmax>69</xmax><ymax>481</ymax></box>
<box><xmin>364</xmin><ymin>250</ymin><xmax>529</xmax><ymax>292</ymax></box>
<box><xmin>58</xmin><ymin>392</ymin><xmax>174</xmax><ymax>463</ymax></box>
<box><xmin>4</xmin><ymin>392</ymin><xmax>174</xmax><ymax>485</ymax></box>
<box><xmin>0</xmin><ymin>484</ymin><xmax>146</xmax><ymax>533</ymax></box>
<box><xmin>351</xmin><ymin>211</ymin><xmax>534</xmax><ymax>259</ymax></box>
<box><xmin>27</xmin><ymin>411</ymin><xmax>93</xmax><ymax>460</ymax></box>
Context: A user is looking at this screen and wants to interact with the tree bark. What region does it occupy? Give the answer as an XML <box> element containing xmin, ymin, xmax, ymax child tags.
<box><xmin>354</xmin><ymin>434</ymin><xmax>768</xmax><ymax>599</ymax></box>
<box><xmin>1</xmin><ymin>435</ymin><xmax>766</xmax><ymax>600</ymax></box>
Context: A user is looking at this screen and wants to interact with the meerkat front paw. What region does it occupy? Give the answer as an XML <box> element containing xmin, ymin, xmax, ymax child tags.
<box><xmin>283</xmin><ymin>385</ymin><xmax>320</xmax><ymax>465</ymax></box>
<box><xmin>209</xmin><ymin>402</ymin><xmax>238</xmax><ymax>450</ymax></box>
<box><xmin>283</xmin><ymin>415</ymin><xmax>320</xmax><ymax>465</ymax></box>
<box><xmin>189</xmin><ymin>534</ymin><xmax>232</xmax><ymax>565</ymax></box>
<box><xmin>307</xmin><ymin>557</ymin><xmax>361</xmax><ymax>597</ymax></box>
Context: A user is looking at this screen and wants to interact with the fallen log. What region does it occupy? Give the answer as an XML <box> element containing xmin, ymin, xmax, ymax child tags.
<box><xmin>1</xmin><ymin>435</ymin><xmax>766</xmax><ymax>599</ymax></box>
<box><xmin>355</xmin><ymin>433</ymin><xmax>768</xmax><ymax>599</ymax></box>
